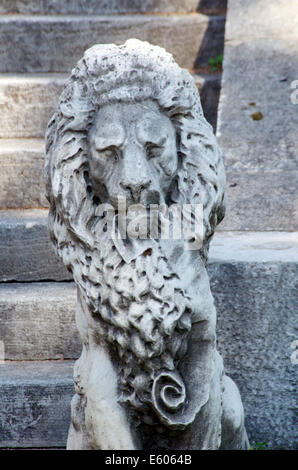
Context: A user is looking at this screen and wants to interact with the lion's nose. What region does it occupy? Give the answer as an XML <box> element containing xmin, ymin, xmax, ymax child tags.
<box><xmin>120</xmin><ymin>180</ymin><xmax>151</xmax><ymax>202</ymax></box>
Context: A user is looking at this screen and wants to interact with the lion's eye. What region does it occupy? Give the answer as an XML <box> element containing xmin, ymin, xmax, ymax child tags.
<box><xmin>146</xmin><ymin>143</ymin><xmax>162</xmax><ymax>160</ymax></box>
<box><xmin>102</xmin><ymin>147</ymin><xmax>119</xmax><ymax>161</ymax></box>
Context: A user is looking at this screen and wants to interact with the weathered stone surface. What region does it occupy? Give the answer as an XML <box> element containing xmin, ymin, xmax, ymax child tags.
<box><xmin>0</xmin><ymin>140</ymin><xmax>48</xmax><ymax>208</ymax></box>
<box><xmin>0</xmin><ymin>361</ymin><xmax>74</xmax><ymax>448</ymax></box>
<box><xmin>0</xmin><ymin>74</ymin><xmax>66</xmax><ymax>138</ymax></box>
<box><xmin>218</xmin><ymin>169</ymin><xmax>298</xmax><ymax>232</ymax></box>
<box><xmin>0</xmin><ymin>0</ymin><xmax>199</xmax><ymax>15</ymax></box>
<box><xmin>225</xmin><ymin>0</ymin><xmax>298</xmax><ymax>43</ymax></box>
<box><xmin>0</xmin><ymin>14</ymin><xmax>211</xmax><ymax>72</ymax></box>
<box><xmin>212</xmin><ymin>232</ymin><xmax>298</xmax><ymax>449</ymax></box>
<box><xmin>210</xmin><ymin>260</ymin><xmax>298</xmax><ymax>450</ymax></box>
<box><xmin>0</xmin><ymin>210</ymin><xmax>71</xmax><ymax>281</ymax></box>
<box><xmin>210</xmin><ymin>231</ymin><xmax>298</xmax><ymax>263</ymax></box>
<box><xmin>217</xmin><ymin>0</ymin><xmax>298</xmax><ymax>230</ymax></box>
<box><xmin>0</xmin><ymin>282</ymin><xmax>79</xmax><ymax>360</ymax></box>
<box><xmin>0</xmin><ymin>74</ymin><xmax>218</xmax><ymax>142</ymax></box>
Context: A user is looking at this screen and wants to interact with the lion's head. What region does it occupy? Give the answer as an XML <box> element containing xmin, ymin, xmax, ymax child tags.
<box><xmin>45</xmin><ymin>39</ymin><xmax>225</xmax><ymax>255</ymax></box>
<box><xmin>45</xmin><ymin>39</ymin><xmax>226</xmax><ymax>434</ymax></box>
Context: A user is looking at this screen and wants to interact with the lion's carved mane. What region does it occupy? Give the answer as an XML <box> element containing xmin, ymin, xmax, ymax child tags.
<box><xmin>45</xmin><ymin>40</ymin><xmax>226</xmax><ymax>432</ymax></box>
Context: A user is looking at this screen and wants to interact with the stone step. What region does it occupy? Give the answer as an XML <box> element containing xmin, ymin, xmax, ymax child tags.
<box><xmin>0</xmin><ymin>210</ymin><xmax>71</xmax><ymax>281</ymax></box>
<box><xmin>1</xmin><ymin>209</ymin><xmax>298</xmax><ymax>283</ymax></box>
<box><xmin>0</xmin><ymin>0</ymin><xmax>199</xmax><ymax>15</ymax></box>
<box><xmin>0</xmin><ymin>230</ymin><xmax>297</xmax><ymax>447</ymax></box>
<box><xmin>0</xmin><ymin>73</ymin><xmax>220</xmax><ymax>142</ymax></box>
<box><xmin>212</xmin><ymin>246</ymin><xmax>298</xmax><ymax>450</ymax></box>
<box><xmin>0</xmin><ymin>282</ymin><xmax>79</xmax><ymax>361</ymax></box>
<box><xmin>0</xmin><ymin>361</ymin><xmax>74</xmax><ymax>448</ymax></box>
<box><xmin>0</xmin><ymin>74</ymin><xmax>66</xmax><ymax>139</ymax></box>
<box><xmin>0</xmin><ymin>14</ymin><xmax>225</xmax><ymax>73</ymax></box>
<box><xmin>0</xmin><ymin>139</ymin><xmax>47</xmax><ymax>209</ymax></box>
<box><xmin>216</xmin><ymin>0</ymin><xmax>298</xmax><ymax>231</ymax></box>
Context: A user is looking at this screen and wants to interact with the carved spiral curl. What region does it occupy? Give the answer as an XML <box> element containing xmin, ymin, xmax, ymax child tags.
<box><xmin>152</xmin><ymin>372</ymin><xmax>187</xmax><ymax>430</ymax></box>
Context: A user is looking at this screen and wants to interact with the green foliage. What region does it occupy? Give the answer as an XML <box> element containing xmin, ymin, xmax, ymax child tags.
<box><xmin>208</xmin><ymin>53</ymin><xmax>223</xmax><ymax>72</ymax></box>
<box><xmin>250</xmin><ymin>441</ymin><xmax>268</xmax><ymax>450</ymax></box>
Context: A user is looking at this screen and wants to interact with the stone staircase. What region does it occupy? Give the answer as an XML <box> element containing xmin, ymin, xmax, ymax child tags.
<box><xmin>0</xmin><ymin>0</ymin><xmax>297</xmax><ymax>450</ymax></box>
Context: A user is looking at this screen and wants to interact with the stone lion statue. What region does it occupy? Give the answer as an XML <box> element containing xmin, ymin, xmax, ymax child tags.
<box><xmin>45</xmin><ymin>39</ymin><xmax>248</xmax><ymax>450</ymax></box>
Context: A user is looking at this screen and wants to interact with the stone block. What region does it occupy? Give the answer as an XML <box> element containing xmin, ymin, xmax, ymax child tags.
<box><xmin>0</xmin><ymin>139</ymin><xmax>48</xmax><ymax>208</ymax></box>
<box><xmin>0</xmin><ymin>210</ymin><xmax>71</xmax><ymax>281</ymax></box>
<box><xmin>209</xmin><ymin>231</ymin><xmax>298</xmax><ymax>263</ymax></box>
<box><xmin>210</xmin><ymin>261</ymin><xmax>298</xmax><ymax>449</ymax></box>
<box><xmin>225</xmin><ymin>0</ymin><xmax>298</xmax><ymax>43</ymax></box>
<box><xmin>0</xmin><ymin>0</ymin><xmax>199</xmax><ymax>15</ymax></box>
<box><xmin>0</xmin><ymin>361</ymin><xmax>74</xmax><ymax>448</ymax></box>
<box><xmin>218</xmin><ymin>169</ymin><xmax>298</xmax><ymax>231</ymax></box>
<box><xmin>0</xmin><ymin>74</ymin><xmax>66</xmax><ymax>138</ymax></box>
<box><xmin>0</xmin><ymin>282</ymin><xmax>79</xmax><ymax>360</ymax></box>
<box><xmin>208</xmin><ymin>232</ymin><xmax>298</xmax><ymax>449</ymax></box>
<box><xmin>0</xmin><ymin>14</ymin><xmax>211</xmax><ymax>72</ymax></box>
<box><xmin>217</xmin><ymin>0</ymin><xmax>298</xmax><ymax>230</ymax></box>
